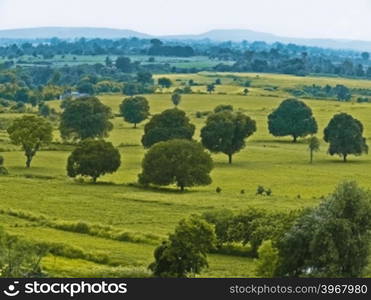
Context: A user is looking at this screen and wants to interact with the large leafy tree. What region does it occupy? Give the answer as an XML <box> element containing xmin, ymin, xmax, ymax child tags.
<box><xmin>201</xmin><ymin>110</ymin><xmax>256</xmax><ymax>164</ymax></box>
<box><xmin>139</xmin><ymin>139</ymin><xmax>213</xmax><ymax>191</ymax></box>
<box><xmin>60</xmin><ymin>96</ymin><xmax>113</xmax><ymax>141</ymax></box>
<box><xmin>158</xmin><ymin>77</ymin><xmax>172</xmax><ymax>89</ymax></box>
<box><xmin>149</xmin><ymin>215</ymin><xmax>216</xmax><ymax>277</ymax></box>
<box><xmin>7</xmin><ymin>115</ymin><xmax>53</xmax><ymax>168</ymax></box>
<box><xmin>67</xmin><ymin>139</ymin><xmax>121</xmax><ymax>183</ymax></box>
<box><xmin>324</xmin><ymin>113</ymin><xmax>368</xmax><ymax>162</ymax></box>
<box><xmin>268</xmin><ymin>99</ymin><xmax>317</xmax><ymax>142</ymax></box>
<box><xmin>141</xmin><ymin>108</ymin><xmax>195</xmax><ymax>148</ymax></box>
<box><xmin>277</xmin><ymin>181</ymin><xmax>371</xmax><ymax>277</ymax></box>
<box><xmin>119</xmin><ymin>96</ymin><xmax>150</xmax><ymax>128</ymax></box>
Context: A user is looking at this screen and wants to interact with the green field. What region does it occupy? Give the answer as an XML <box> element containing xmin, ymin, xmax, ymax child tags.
<box><xmin>1</xmin><ymin>72</ymin><xmax>371</xmax><ymax>277</ymax></box>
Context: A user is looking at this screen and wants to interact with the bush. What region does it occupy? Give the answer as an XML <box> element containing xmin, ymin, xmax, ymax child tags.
<box><xmin>256</xmin><ymin>240</ymin><xmax>279</xmax><ymax>277</ymax></box>
<box><xmin>149</xmin><ymin>215</ymin><xmax>216</xmax><ymax>277</ymax></box>
<box><xmin>256</xmin><ymin>185</ymin><xmax>265</xmax><ymax>195</ymax></box>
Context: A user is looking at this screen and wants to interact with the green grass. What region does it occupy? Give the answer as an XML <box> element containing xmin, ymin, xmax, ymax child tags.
<box><xmin>1</xmin><ymin>72</ymin><xmax>371</xmax><ymax>277</ymax></box>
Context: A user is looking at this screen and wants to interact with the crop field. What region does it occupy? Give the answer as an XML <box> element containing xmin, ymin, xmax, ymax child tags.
<box><xmin>1</xmin><ymin>72</ymin><xmax>371</xmax><ymax>277</ymax></box>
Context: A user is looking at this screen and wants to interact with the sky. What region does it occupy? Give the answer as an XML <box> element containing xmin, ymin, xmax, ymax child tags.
<box><xmin>0</xmin><ymin>0</ymin><xmax>371</xmax><ymax>40</ymax></box>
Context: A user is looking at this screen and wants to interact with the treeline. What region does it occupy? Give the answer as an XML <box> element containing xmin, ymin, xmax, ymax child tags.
<box><xmin>0</xmin><ymin>37</ymin><xmax>195</xmax><ymax>58</ymax></box>
<box><xmin>1</xmin><ymin>37</ymin><xmax>371</xmax><ymax>78</ymax></box>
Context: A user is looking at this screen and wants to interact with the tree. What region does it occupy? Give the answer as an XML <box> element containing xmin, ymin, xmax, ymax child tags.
<box><xmin>214</xmin><ymin>104</ymin><xmax>233</xmax><ymax>113</ymax></box>
<box><xmin>334</xmin><ymin>84</ymin><xmax>351</xmax><ymax>101</ymax></box>
<box><xmin>207</xmin><ymin>84</ymin><xmax>215</xmax><ymax>94</ymax></box>
<box><xmin>139</xmin><ymin>139</ymin><xmax>213</xmax><ymax>191</ymax></box>
<box><xmin>256</xmin><ymin>240</ymin><xmax>279</xmax><ymax>278</ymax></box>
<box><xmin>105</xmin><ymin>56</ymin><xmax>112</xmax><ymax>67</ymax></box>
<box><xmin>141</xmin><ymin>108</ymin><xmax>195</xmax><ymax>148</ymax></box>
<box><xmin>38</xmin><ymin>103</ymin><xmax>51</xmax><ymax>117</ymax></box>
<box><xmin>7</xmin><ymin>116</ymin><xmax>53</xmax><ymax>168</ymax></box>
<box><xmin>268</xmin><ymin>99</ymin><xmax>317</xmax><ymax>142</ymax></box>
<box><xmin>324</xmin><ymin>113</ymin><xmax>368</xmax><ymax>162</ymax></box>
<box><xmin>122</xmin><ymin>83</ymin><xmax>140</xmax><ymax>96</ymax></box>
<box><xmin>0</xmin><ymin>228</ymin><xmax>47</xmax><ymax>277</ymax></box>
<box><xmin>77</xmin><ymin>81</ymin><xmax>95</xmax><ymax>95</ymax></box>
<box><xmin>277</xmin><ymin>181</ymin><xmax>371</xmax><ymax>277</ymax></box>
<box><xmin>171</xmin><ymin>93</ymin><xmax>181</xmax><ymax>107</ymax></box>
<box><xmin>115</xmin><ymin>56</ymin><xmax>132</xmax><ymax>73</ymax></box>
<box><xmin>361</xmin><ymin>52</ymin><xmax>369</xmax><ymax>61</ymax></box>
<box><xmin>307</xmin><ymin>136</ymin><xmax>320</xmax><ymax>164</ymax></box>
<box><xmin>67</xmin><ymin>139</ymin><xmax>121</xmax><ymax>183</ymax></box>
<box><xmin>137</xmin><ymin>72</ymin><xmax>153</xmax><ymax>85</ymax></box>
<box><xmin>201</xmin><ymin>110</ymin><xmax>256</xmax><ymax>164</ymax></box>
<box><xmin>243</xmin><ymin>88</ymin><xmax>249</xmax><ymax>96</ymax></box>
<box><xmin>0</xmin><ymin>155</ymin><xmax>8</xmax><ymax>175</ymax></box>
<box><xmin>158</xmin><ymin>77</ymin><xmax>172</xmax><ymax>89</ymax></box>
<box><xmin>119</xmin><ymin>96</ymin><xmax>150</xmax><ymax>128</ymax></box>
<box><xmin>60</xmin><ymin>96</ymin><xmax>113</xmax><ymax>141</ymax></box>
<box><xmin>149</xmin><ymin>215</ymin><xmax>216</xmax><ymax>277</ymax></box>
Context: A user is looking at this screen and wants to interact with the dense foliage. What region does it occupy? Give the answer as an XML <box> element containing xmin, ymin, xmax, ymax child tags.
<box><xmin>268</xmin><ymin>99</ymin><xmax>318</xmax><ymax>142</ymax></box>
<box><xmin>119</xmin><ymin>96</ymin><xmax>150</xmax><ymax>128</ymax></box>
<box><xmin>60</xmin><ymin>96</ymin><xmax>113</xmax><ymax>141</ymax></box>
<box><xmin>149</xmin><ymin>215</ymin><xmax>216</xmax><ymax>277</ymax></box>
<box><xmin>67</xmin><ymin>139</ymin><xmax>121</xmax><ymax>182</ymax></box>
<box><xmin>324</xmin><ymin>113</ymin><xmax>368</xmax><ymax>162</ymax></box>
<box><xmin>139</xmin><ymin>139</ymin><xmax>213</xmax><ymax>191</ymax></box>
<box><xmin>201</xmin><ymin>108</ymin><xmax>256</xmax><ymax>163</ymax></box>
<box><xmin>141</xmin><ymin>108</ymin><xmax>195</xmax><ymax>148</ymax></box>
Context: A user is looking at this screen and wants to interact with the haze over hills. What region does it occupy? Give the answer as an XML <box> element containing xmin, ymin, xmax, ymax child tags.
<box><xmin>1</xmin><ymin>27</ymin><xmax>371</xmax><ymax>51</ymax></box>
<box><xmin>0</xmin><ymin>27</ymin><xmax>151</xmax><ymax>39</ymax></box>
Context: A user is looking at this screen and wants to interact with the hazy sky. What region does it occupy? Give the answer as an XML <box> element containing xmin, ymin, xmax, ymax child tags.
<box><xmin>1</xmin><ymin>0</ymin><xmax>371</xmax><ymax>40</ymax></box>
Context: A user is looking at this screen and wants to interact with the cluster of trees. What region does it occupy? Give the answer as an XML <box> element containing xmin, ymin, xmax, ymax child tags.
<box><xmin>149</xmin><ymin>181</ymin><xmax>371</xmax><ymax>277</ymax></box>
<box><xmin>287</xmin><ymin>84</ymin><xmax>352</xmax><ymax>101</ymax></box>
<box><xmin>268</xmin><ymin>98</ymin><xmax>368</xmax><ymax>162</ymax></box>
<box><xmin>148</xmin><ymin>39</ymin><xmax>195</xmax><ymax>57</ymax></box>
<box><xmin>212</xmin><ymin>43</ymin><xmax>371</xmax><ymax>78</ymax></box>
<box><xmin>5</xmin><ymin>95</ymin><xmax>368</xmax><ymax>186</ymax></box>
<box><xmin>0</xmin><ymin>37</ymin><xmax>196</xmax><ymax>59</ymax></box>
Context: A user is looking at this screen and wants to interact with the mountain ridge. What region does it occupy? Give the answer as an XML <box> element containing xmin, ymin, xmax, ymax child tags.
<box><xmin>1</xmin><ymin>27</ymin><xmax>371</xmax><ymax>51</ymax></box>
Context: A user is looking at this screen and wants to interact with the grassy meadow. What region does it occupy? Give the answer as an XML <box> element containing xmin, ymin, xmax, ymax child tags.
<box><xmin>1</xmin><ymin>72</ymin><xmax>371</xmax><ymax>277</ymax></box>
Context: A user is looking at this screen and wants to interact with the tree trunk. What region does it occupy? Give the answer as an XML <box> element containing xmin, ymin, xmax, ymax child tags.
<box><xmin>92</xmin><ymin>176</ymin><xmax>98</xmax><ymax>183</ymax></box>
<box><xmin>26</xmin><ymin>156</ymin><xmax>32</xmax><ymax>168</ymax></box>
<box><xmin>180</xmin><ymin>185</ymin><xmax>185</xmax><ymax>192</ymax></box>
<box><xmin>228</xmin><ymin>154</ymin><xmax>232</xmax><ymax>164</ymax></box>
<box><xmin>293</xmin><ymin>135</ymin><xmax>297</xmax><ymax>143</ymax></box>
<box><xmin>310</xmin><ymin>150</ymin><xmax>313</xmax><ymax>164</ymax></box>
<box><xmin>343</xmin><ymin>154</ymin><xmax>347</xmax><ymax>162</ymax></box>
<box><xmin>134</xmin><ymin>123</ymin><xmax>137</xmax><ymax>129</ymax></box>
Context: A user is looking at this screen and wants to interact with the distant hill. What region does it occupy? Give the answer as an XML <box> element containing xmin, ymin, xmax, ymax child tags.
<box><xmin>163</xmin><ymin>29</ymin><xmax>371</xmax><ymax>52</ymax></box>
<box><xmin>1</xmin><ymin>27</ymin><xmax>371</xmax><ymax>51</ymax></box>
<box><xmin>0</xmin><ymin>27</ymin><xmax>151</xmax><ymax>39</ymax></box>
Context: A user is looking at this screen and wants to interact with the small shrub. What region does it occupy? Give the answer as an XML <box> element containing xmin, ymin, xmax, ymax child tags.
<box><xmin>265</xmin><ymin>188</ymin><xmax>272</xmax><ymax>196</ymax></box>
<box><xmin>240</xmin><ymin>189</ymin><xmax>245</xmax><ymax>194</ymax></box>
<box><xmin>256</xmin><ymin>185</ymin><xmax>265</xmax><ymax>195</ymax></box>
<box><xmin>216</xmin><ymin>187</ymin><xmax>222</xmax><ymax>194</ymax></box>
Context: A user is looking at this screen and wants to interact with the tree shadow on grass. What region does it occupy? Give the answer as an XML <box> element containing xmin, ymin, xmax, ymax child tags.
<box><xmin>254</xmin><ymin>139</ymin><xmax>307</xmax><ymax>145</ymax></box>
<box><xmin>326</xmin><ymin>159</ymin><xmax>370</xmax><ymax>164</ymax></box>
<box><xmin>124</xmin><ymin>182</ymin><xmax>200</xmax><ymax>194</ymax></box>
